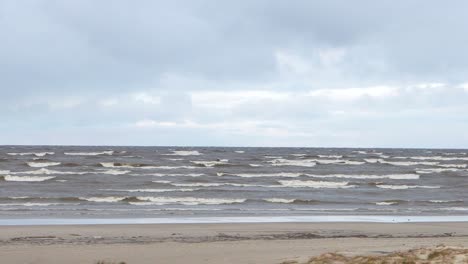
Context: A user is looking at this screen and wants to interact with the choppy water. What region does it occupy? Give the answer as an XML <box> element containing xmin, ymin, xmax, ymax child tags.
<box><xmin>1</xmin><ymin>146</ymin><xmax>467</xmax><ymax>219</ymax></box>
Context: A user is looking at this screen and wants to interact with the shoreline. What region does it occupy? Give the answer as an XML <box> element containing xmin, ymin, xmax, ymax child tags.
<box><xmin>2</xmin><ymin>215</ymin><xmax>468</xmax><ymax>226</ymax></box>
<box><xmin>2</xmin><ymin>222</ymin><xmax>468</xmax><ymax>263</ymax></box>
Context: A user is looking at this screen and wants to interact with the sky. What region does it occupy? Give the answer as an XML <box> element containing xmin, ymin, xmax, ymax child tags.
<box><xmin>1</xmin><ymin>0</ymin><xmax>468</xmax><ymax>148</ymax></box>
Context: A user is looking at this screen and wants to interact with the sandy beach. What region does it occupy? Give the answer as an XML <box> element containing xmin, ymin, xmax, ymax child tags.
<box><xmin>1</xmin><ymin>222</ymin><xmax>468</xmax><ymax>263</ymax></box>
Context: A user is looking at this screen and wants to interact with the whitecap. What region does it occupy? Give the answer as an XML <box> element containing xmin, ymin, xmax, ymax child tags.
<box><xmin>145</xmin><ymin>173</ymin><xmax>204</xmax><ymax>177</ymax></box>
<box><xmin>234</xmin><ymin>150</ymin><xmax>245</xmax><ymax>154</ymax></box>
<box><xmin>396</xmin><ymin>156</ymin><xmax>468</xmax><ymax>161</ymax></box>
<box><xmin>376</xmin><ymin>184</ymin><xmax>440</xmax><ymax>190</ymax></box>
<box><xmin>416</xmin><ymin>168</ymin><xmax>460</xmax><ymax>174</ymax></box>
<box><xmin>80</xmin><ymin>197</ymin><xmax>127</xmax><ymax>203</ymax></box>
<box><xmin>164</xmin><ymin>150</ymin><xmax>202</xmax><ymax>156</ymax></box>
<box><xmin>226</xmin><ymin>172</ymin><xmax>302</xmax><ymax>178</ymax></box>
<box><xmin>100</xmin><ymin>169</ymin><xmax>130</xmax><ymax>175</ymax></box>
<box><xmin>314</xmin><ymin>159</ymin><xmax>365</xmax><ymax>165</ymax></box>
<box><xmin>249</xmin><ymin>164</ymin><xmax>263</xmax><ymax>167</ymax></box>
<box><xmin>7</xmin><ymin>152</ymin><xmax>54</xmax><ymax>157</ymax></box>
<box><xmin>264</xmin><ymin>198</ymin><xmax>295</xmax><ymax>203</ymax></box>
<box><xmin>64</xmin><ymin>151</ymin><xmax>114</xmax><ymax>156</ymax></box>
<box><xmin>376</xmin><ymin>202</ymin><xmax>398</xmax><ymax>205</ymax></box>
<box><xmin>278</xmin><ymin>180</ymin><xmax>353</xmax><ymax>188</ymax></box>
<box><xmin>27</xmin><ymin>162</ymin><xmax>61</xmax><ymax>168</ymax></box>
<box><xmin>9</xmin><ymin>168</ymin><xmax>90</xmax><ymax>175</ymax></box>
<box><xmin>3</xmin><ymin>175</ymin><xmax>56</xmax><ymax>182</ymax></box>
<box><xmin>269</xmin><ymin>158</ymin><xmax>316</xmax><ymax>167</ymax></box>
<box><xmin>131</xmin><ymin>197</ymin><xmax>245</xmax><ymax>205</ymax></box>
<box><xmin>102</xmin><ymin>188</ymin><xmax>196</xmax><ymax>193</ymax></box>
<box><xmin>307</xmin><ymin>174</ymin><xmax>419</xmax><ymax>180</ymax></box>
<box><xmin>318</xmin><ymin>155</ymin><xmax>343</xmax><ymax>158</ymax></box>
<box><xmin>191</xmin><ymin>159</ymin><xmax>229</xmax><ymax>167</ymax></box>
<box><xmin>429</xmin><ymin>200</ymin><xmax>462</xmax><ymax>203</ymax></box>
<box><xmin>364</xmin><ymin>159</ymin><xmax>439</xmax><ymax>166</ymax></box>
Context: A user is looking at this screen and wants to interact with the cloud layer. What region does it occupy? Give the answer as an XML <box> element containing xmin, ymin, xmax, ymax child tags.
<box><xmin>1</xmin><ymin>1</ymin><xmax>468</xmax><ymax>147</ymax></box>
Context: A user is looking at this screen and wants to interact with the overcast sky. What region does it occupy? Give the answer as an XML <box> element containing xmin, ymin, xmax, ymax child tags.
<box><xmin>1</xmin><ymin>0</ymin><xmax>468</xmax><ymax>147</ymax></box>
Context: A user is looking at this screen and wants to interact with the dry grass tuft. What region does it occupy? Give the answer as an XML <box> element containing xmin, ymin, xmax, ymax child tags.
<box><xmin>95</xmin><ymin>261</ymin><xmax>126</xmax><ymax>264</ymax></box>
<box><xmin>282</xmin><ymin>245</ymin><xmax>468</xmax><ymax>264</ymax></box>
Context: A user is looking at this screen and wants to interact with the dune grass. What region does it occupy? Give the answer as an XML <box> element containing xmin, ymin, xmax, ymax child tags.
<box><xmin>281</xmin><ymin>245</ymin><xmax>468</xmax><ymax>264</ymax></box>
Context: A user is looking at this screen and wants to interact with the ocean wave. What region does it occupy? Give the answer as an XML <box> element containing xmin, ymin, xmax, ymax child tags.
<box><xmin>376</xmin><ymin>184</ymin><xmax>440</xmax><ymax>190</ymax></box>
<box><xmin>307</xmin><ymin>174</ymin><xmax>420</xmax><ymax>180</ymax></box>
<box><xmin>164</xmin><ymin>150</ymin><xmax>202</xmax><ymax>156</ymax></box>
<box><xmin>152</xmin><ymin>180</ymin><xmax>172</xmax><ymax>184</ymax></box>
<box><xmin>249</xmin><ymin>164</ymin><xmax>263</xmax><ymax>167</ymax></box>
<box><xmin>269</xmin><ymin>159</ymin><xmax>316</xmax><ymax>167</ymax></box>
<box><xmin>364</xmin><ymin>159</ymin><xmax>439</xmax><ymax>166</ymax></box>
<box><xmin>264</xmin><ymin>156</ymin><xmax>283</xmax><ymax>159</ymax></box>
<box><xmin>145</xmin><ymin>173</ymin><xmax>204</xmax><ymax>177</ymax></box>
<box><xmin>317</xmin><ymin>155</ymin><xmax>343</xmax><ymax>158</ymax></box>
<box><xmin>130</xmin><ymin>197</ymin><xmax>245</xmax><ymax>205</ymax></box>
<box><xmin>437</xmin><ymin>164</ymin><xmax>467</xmax><ymax>168</ymax></box>
<box><xmin>100</xmin><ymin>169</ymin><xmax>130</xmax><ymax>175</ymax></box>
<box><xmin>395</xmin><ymin>156</ymin><xmax>468</xmax><ymax>161</ymax></box>
<box><xmin>0</xmin><ymin>202</ymin><xmax>74</xmax><ymax>207</ymax></box>
<box><xmin>101</xmin><ymin>188</ymin><xmax>197</xmax><ymax>193</ymax></box>
<box><xmin>79</xmin><ymin>197</ymin><xmax>127</xmax><ymax>203</ymax></box>
<box><xmin>190</xmin><ymin>159</ymin><xmax>229</xmax><ymax>167</ymax></box>
<box><xmin>165</xmin><ymin>158</ymin><xmax>184</xmax><ymax>161</ymax></box>
<box><xmin>26</xmin><ymin>162</ymin><xmax>61</xmax><ymax>168</ymax></box>
<box><xmin>64</xmin><ymin>151</ymin><xmax>114</xmax><ymax>156</ymax></box>
<box><xmin>224</xmin><ymin>172</ymin><xmax>302</xmax><ymax>178</ymax></box>
<box><xmin>263</xmin><ymin>198</ymin><xmax>296</xmax><ymax>203</ymax></box>
<box><xmin>416</xmin><ymin>168</ymin><xmax>461</xmax><ymax>174</ymax></box>
<box><xmin>7</xmin><ymin>152</ymin><xmax>54</xmax><ymax>157</ymax></box>
<box><xmin>8</xmin><ymin>168</ymin><xmax>90</xmax><ymax>175</ymax></box>
<box><xmin>278</xmin><ymin>180</ymin><xmax>354</xmax><ymax>188</ymax></box>
<box><xmin>313</xmin><ymin>159</ymin><xmax>365</xmax><ymax>165</ymax></box>
<box><xmin>375</xmin><ymin>202</ymin><xmax>398</xmax><ymax>205</ymax></box>
<box><xmin>2</xmin><ymin>175</ymin><xmax>56</xmax><ymax>182</ymax></box>
<box><xmin>234</xmin><ymin>150</ymin><xmax>245</xmax><ymax>154</ymax></box>
<box><xmin>429</xmin><ymin>200</ymin><xmax>463</xmax><ymax>203</ymax></box>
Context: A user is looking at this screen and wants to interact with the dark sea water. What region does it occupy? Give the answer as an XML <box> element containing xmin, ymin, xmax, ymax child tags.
<box><xmin>1</xmin><ymin>146</ymin><xmax>468</xmax><ymax>220</ymax></box>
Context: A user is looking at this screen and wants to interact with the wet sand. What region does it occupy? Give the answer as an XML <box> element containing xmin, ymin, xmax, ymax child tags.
<box><xmin>1</xmin><ymin>222</ymin><xmax>468</xmax><ymax>263</ymax></box>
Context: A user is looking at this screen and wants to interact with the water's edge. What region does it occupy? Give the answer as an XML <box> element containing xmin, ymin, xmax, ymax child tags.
<box><xmin>2</xmin><ymin>215</ymin><xmax>468</xmax><ymax>226</ymax></box>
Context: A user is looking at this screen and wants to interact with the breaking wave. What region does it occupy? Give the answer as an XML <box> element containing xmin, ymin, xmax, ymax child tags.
<box><xmin>376</xmin><ymin>184</ymin><xmax>440</xmax><ymax>190</ymax></box>
<box><xmin>7</xmin><ymin>152</ymin><xmax>54</xmax><ymax>157</ymax></box>
<box><xmin>164</xmin><ymin>150</ymin><xmax>202</xmax><ymax>156</ymax></box>
<box><xmin>26</xmin><ymin>162</ymin><xmax>61</xmax><ymax>168</ymax></box>
<box><xmin>278</xmin><ymin>180</ymin><xmax>354</xmax><ymax>188</ymax></box>
<box><xmin>2</xmin><ymin>175</ymin><xmax>56</xmax><ymax>182</ymax></box>
<box><xmin>65</xmin><ymin>151</ymin><xmax>114</xmax><ymax>156</ymax></box>
<box><xmin>130</xmin><ymin>197</ymin><xmax>245</xmax><ymax>205</ymax></box>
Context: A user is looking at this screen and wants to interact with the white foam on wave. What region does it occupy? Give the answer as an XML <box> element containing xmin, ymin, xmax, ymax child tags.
<box><xmin>145</xmin><ymin>173</ymin><xmax>204</xmax><ymax>177</ymax></box>
<box><xmin>164</xmin><ymin>150</ymin><xmax>202</xmax><ymax>156</ymax></box>
<box><xmin>3</xmin><ymin>175</ymin><xmax>56</xmax><ymax>182</ymax></box>
<box><xmin>438</xmin><ymin>164</ymin><xmax>467</xmax><ymax>168</ymax></box>
<box><xmin>249</xmin><ymin>164</ymin><xmax>263</xmax><ymax>167</ymax></box>
<box><xmin>416</xmin><ymin>168</ymin><xmax>461</xmax><ymax>174</ymax></box>
<box><xmin>396</xmin><ymin>156</ymin><xmax>468</xmax><ymax>161</ymax></box>
<box><xmin>0</xmin><ymin>203</ymin><xmax>73</xmax><ymax>207</ymax></box>
<box><xmin>165</xmin><ymin>158</ymin><xmax>184</xmax><ymax>161</ymax></box>
<box><xmin>307</xmin><ymin>174</ymin><xmax>420</xmax><ymax>180</ymax></box>
<box><xmin>225</xmin><ymin>172</ymin><xmax>302</xmax><ymax>178</ymax></box>
<box><xmin>376</xmin><ymin>202</ymin><xmax>398</xmax><ymax>206</ymax></box>
<box><xmin>102</xmin><ymin>188</ymin><xmax>197</xmax><ymax>193</ymax></box>
<box><xmin>278</xmin><ymin>180</ymin><xmax>354</xmax><ymax>188</ymax></box>
<box><xmin>264</xmin><ymin>198</ymin><xmax>295</xmax><ymax>203</ymax></box>
<box><xmin>191</xmin><ymin>159</ymin><xmax>229</xmax><ymax>167</ymax></box>
<box><xmin>100</xmin><ymin>169</ymin><xmax>130</xmax><ymax>175</ymax></box>
<box><xmin>318</xmin><ymin>155</ymin><xmax>343</xmax><ymax>158</ymax></box>
<box><xmin>269</xmin><ymin>158</ymin><xmax>316</xmax><ymax>167</ymax></box>
<box><xmin>7</xmin><ymin>152</ymin><xmax>54</xmax><ymax>157</ymax></box>
<box><xmin>364</xmin><ymin>159</ymin><xmax>439</xmax><ymax>166</ymax></box>
<box><xmin>131</xmin><ymin>197</ymin><xmax>245</xmax><ymax>205</ymax></box>
<box><xmin>152</xmin><ymin>180</ymin><xmax>172</xmax><ymax>184</ymax></box>
<box><xmin>26</xmin><ymin>162</ymin><xmax>61</xmax><ymax>168</ymax></box>
<box><xmin>314</xmin><ymin>159</ymin><xmax>365</xmax><ymax>165</ymax></box>
<box><xmin>429</xmin><ymin>200</ymin><xmax>462</xmax><ymax>203</ymax></box>
<box><xmin>264</xmin><ymin>156</ymin><xmax>283</xmax><ymax>159</ymax></box>
<box><xmin>80</xmin><ymin>197</ymin><xmax>127</xmax><ymax>203</ymax></box>
<box><xmin>64</xmin><ymin>151</ymin><xmax>114</xmax><ymax>156</ymax></box>
<box><xmin>234</xmin><ymin>150</ymin><xmax>245</xmax><ymax>154</ymax></box>
<box><xmin>376</xmin><ymin>184</ymin><xmax>440</xmax><ymax>190</ymax></box>
<box><xmin>8</xmin><ymin>168</ymin><xmax>89</xmax><ymax>175</ymax></box>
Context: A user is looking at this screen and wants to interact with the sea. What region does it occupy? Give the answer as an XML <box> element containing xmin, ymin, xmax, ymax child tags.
<box><xmin>1</xmin><ymin>146</ymin><xmax>468</xmax><ymax>224</ymax></box>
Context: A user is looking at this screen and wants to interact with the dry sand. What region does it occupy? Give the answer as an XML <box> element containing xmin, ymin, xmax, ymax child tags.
<box><xmin>1</xmin><ymin>222</ymin><xmax>468</xmax><ymax>263</ymax></box>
